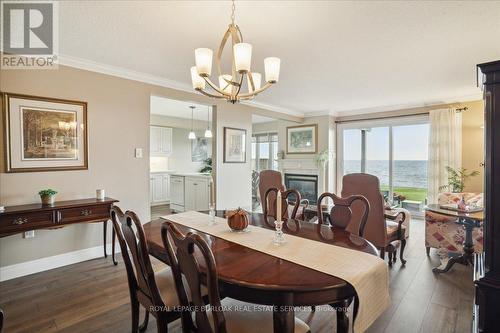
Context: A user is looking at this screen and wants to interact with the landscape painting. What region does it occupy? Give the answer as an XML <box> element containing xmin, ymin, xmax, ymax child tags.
<box><xmin>4</xmin><ymin>93</ymin><xmax>88</xmax><ymax>172</ymax></box>
<box><xmin>22</xmin><ymin>108</ymin><xmax>78</xmax><ymax>160</ymax></box>
<box><xmin>286</xmin><ymin>124</ymin><xmax>317</xmax><ymax>154</ymax></box>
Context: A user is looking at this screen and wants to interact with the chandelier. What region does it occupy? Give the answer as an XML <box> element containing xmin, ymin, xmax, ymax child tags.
<box><xmin>190</xmin><ymin>0</ymin><xmax>281</xmax><ymax>104</ymax></box>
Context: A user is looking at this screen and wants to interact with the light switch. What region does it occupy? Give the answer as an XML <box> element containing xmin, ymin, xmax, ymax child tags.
<box><xmin>24</xmin><ymin>230</ymin><xmax>35</xmax><ymax>239</ymax></box>
<box><xmin>135</xmin><ymin>148</ymin><xmax>143</xmax><ymax>158</ymax></box>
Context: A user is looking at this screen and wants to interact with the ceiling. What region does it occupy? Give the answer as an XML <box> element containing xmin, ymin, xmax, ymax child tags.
<box><xmin>150</xmin><ymin>96</ymin><xmax>211</xmax><ymax>120</ymax></box>
<box><xmin>252</xmin><ymin>114</ymin><xmax>277</xmax><ymax>124</ymax></box>
<box><xmin>59</xmin><ymin>1</ymin><xmax>500</xmax><ymax>117</ymax></box>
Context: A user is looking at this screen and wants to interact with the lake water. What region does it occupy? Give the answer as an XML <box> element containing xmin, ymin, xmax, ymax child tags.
<box><xmin>344</xmin><ymin>160</ymin><xmax>427</xmax><ymax>189</ymax></box>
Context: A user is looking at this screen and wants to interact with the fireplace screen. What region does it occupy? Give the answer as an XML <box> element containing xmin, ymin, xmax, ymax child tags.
<box><xmin>284</xmin><ymin>174</ymin><xmax>318</xmax><ymax>205</ymax></box>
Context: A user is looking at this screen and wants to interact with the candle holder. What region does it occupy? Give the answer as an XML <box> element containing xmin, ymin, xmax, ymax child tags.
<box><xmin>273</xmin><ymin>219</ymin><xmax>286</xmax><ymax>245</ymax></box>
<box><xmin>208</xmin><ymin>204</ymin><xmax>216</xmax><ymax>226</ymax></box>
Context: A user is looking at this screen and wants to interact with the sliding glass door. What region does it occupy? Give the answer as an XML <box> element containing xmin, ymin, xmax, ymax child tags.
<box><xmin>338</xmin><ymin>115</ymin><xmax>429</xmax><ymax>215</ymax></box>
<box><xmin>251</xmin><ymin>132</ymin><xmax>279</xmax><ymax>172</ymax></box>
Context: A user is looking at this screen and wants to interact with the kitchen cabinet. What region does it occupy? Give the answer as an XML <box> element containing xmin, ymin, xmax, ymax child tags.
<box><xmin>185</xmin><ymin>177</ymin><xmax>209</xmax><ymax>211</ymax></box>
<box><xmin>150</xmin><ymin>126</ymin><xmax>172</xmax><ymax>156</ymax></box>
<box><xmin>150</xmin><ymin>173</ymin><xmax>170</xmax><ymax>205</ymax></box>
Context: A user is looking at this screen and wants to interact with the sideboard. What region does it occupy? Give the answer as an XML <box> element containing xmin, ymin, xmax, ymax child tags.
<box><xmin>0</xmin><ymin>197</ymin><xmax>119</xmax><ymax>265</ymax></box>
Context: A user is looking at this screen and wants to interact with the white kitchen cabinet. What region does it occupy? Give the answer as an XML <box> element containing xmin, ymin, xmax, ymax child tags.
<box><xmin>150</xmin><ymin>173</ymin><xmax>170</xmax><ymax>205</ymax></box>
<box><xmin>150</xmin><ymin>126</ymin><xmax>172</xmax><ymax>156</ymax></box>
<box><xmin>185</xmin><ymin>177</ymin><xmax>209</xmax><ymax>211</ymax></box>
<box><xmin>170</xmin><ymin>175</ymin><xmax>185</xmax><ymax>212</ymax></box>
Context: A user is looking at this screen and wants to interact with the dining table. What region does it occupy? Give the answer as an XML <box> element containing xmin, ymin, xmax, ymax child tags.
<box><xmin>143</xmin><ymin>210</ymin><xmax>379</xmax><ymax>333</ymax></box>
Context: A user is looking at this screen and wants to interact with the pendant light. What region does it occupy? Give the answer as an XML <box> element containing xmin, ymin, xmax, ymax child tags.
<box><xmin>204</xmin><ymin>106</ymin><xmax>213</xmax><ymax>138</ymax></box>
<box><xmin>188</xmin><ymin>106</ymin><xmax>196</xmax><ymax>140</ymax></box>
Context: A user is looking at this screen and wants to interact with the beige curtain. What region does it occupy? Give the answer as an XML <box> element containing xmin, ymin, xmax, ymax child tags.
<box><xmin>427</xmin><ymin>108</ymin><xmax>462</xmax><ymax>204</ymax></box>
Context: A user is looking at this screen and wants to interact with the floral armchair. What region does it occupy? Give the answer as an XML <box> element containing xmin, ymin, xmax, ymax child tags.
<box><xmin>425</xmin><ymin>192</ymin><xmax>484</xmax><ymax>258</ymax></box>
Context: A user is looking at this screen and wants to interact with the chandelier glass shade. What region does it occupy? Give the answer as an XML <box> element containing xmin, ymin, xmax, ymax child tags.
<box><xmin>190</xmin><ymin>1</ymin><xmax>280</xmax><ymax>104</ymax></box>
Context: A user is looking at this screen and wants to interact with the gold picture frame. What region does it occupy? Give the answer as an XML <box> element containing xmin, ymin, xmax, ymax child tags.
<box><xmin>286</xmin><ymin>124</ymin><xmax>318</xmax><ymax>154</ymax></box>
<box><xmin>2</xmin><ymin>92</ymin><xmax>88</xmax><ymax>173</ymax></box>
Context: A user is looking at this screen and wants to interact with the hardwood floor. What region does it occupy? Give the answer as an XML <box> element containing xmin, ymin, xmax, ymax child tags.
<box><xmin>151</xmin><ymin>204</ymin><xmax>172</xmax><ymax>220</ymax></box>
<box><xmin>0</xmin><ymin>218</ymin><xmax>473</xmax><ymax>333</ymax></box>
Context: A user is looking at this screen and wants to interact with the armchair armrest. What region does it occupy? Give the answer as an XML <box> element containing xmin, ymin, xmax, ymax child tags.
<box><xmin>385</xmin><ymin>210</ymin><xmax>406</xmax><ymax>240</ymax></box>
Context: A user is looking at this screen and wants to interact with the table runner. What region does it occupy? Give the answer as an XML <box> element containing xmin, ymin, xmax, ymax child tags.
<box><xmin>162</xmin><ymin>211</ymin><xmax>390</xmax><ymax>333</ymax></box>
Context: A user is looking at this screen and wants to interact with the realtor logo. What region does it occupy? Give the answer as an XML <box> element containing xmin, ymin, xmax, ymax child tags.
<box><xmin>1</xmin><ymin>1</ymin><xmax>58</xmax><ymax>69</ymax></box>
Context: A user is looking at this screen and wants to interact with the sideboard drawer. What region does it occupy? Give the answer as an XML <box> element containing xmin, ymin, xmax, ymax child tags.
<box><xmin>56</xmin><ymin>205</ymin><xmax>110</xmax><ymax>224</ymax></box>
<box><xmin>0</xmin><ymin>211</ymin><xmax>54</xmax><ymax>234</ymax></box>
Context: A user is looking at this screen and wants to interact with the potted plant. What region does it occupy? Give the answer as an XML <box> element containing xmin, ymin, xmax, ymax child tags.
<box><xmin>439</xmin><ymin>166</ymin><xmax>480</xmax><ymax>192</ymax></box>
<box><xmin>38</xmin><ymin>189</ymin><xmax>58</xmax><ymax>205</ymax></box>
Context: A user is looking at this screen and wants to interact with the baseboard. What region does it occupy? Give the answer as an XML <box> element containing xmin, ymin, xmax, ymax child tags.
<box><xmin>0</xmin><ymin>243</ymin><xmax>121</xmax><ymax>282</ymax></box>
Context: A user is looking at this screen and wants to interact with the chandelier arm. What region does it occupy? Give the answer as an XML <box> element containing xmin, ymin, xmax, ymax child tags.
<box><xmin>248</xmin><ymin>70</ymin><xmax>255</xmax><ymax>92</ymax></box>
<box><xmin>203</xmin><ymin>76</ymin><xmax>233</xmax><ymax>97</ymax></box>
<box><xmin>238</xmin><ymin>82</ymin><xmax>273</xmax><ymax>98</ymax></box>
<box><xmin>233</xmin><ymin>72</ymin><xmax>244</xmax><ymax>98</ymax></box>
<box><xmin>196</xmin><ymin>89</ymin><xmax>226</xmax><ymax>99</ymax></box>
<box><xmin>216</xmin><ymin>27</ymin><xmax>232</xmax><ymax>82</ymax></box>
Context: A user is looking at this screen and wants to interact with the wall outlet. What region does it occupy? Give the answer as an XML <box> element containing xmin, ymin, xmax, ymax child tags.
<box><xmin>135</xmin><ymin>148</ymin><xmax>143</xmax><ymax>158</ymax></box>
<box><xmin>23</xmin><ymin>230</ymin><xmax>35</xmax><ymax>239</ymax></box>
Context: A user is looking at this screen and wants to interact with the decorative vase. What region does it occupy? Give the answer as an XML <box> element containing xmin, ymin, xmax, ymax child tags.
<box><xmin>40</xmin><ymin>195</ymin><xmax>55</xmax><ymax>205</ymax></box>
<box><xmin>227</xmin><ymin>208</ymin><xmax>249</xmax><ymax>231</ymax></box>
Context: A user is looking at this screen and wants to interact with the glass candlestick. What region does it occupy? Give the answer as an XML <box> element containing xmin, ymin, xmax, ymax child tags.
<box><xmin>273</xmin><ymin>219</ymin><xmax>286</xmax><ymax>245</ymax></box>
<box><xmin>208</xmin><ymin>204</ymin><xmax>216</xmax><ymax>225</ymax></box>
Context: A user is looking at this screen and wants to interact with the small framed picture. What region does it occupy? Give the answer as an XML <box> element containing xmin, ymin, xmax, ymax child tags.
<box><xmin>2</xmin><ymin>92</ymin><xmax>88</xmax><ymax>172</ymax></box>
<box><xmin>192</xmin><ymin>137</ymin><xmax>208</xmax><ymax>162</ymax></box>
<box><xmin>223</xmin><ymin>127</ymin><xmax>246</xmax><ymax>163</ymax></box>
<box><xmin>286</xmin><ymin>124</ymin><xmax>318</xmax><ymax>154</ymax></box>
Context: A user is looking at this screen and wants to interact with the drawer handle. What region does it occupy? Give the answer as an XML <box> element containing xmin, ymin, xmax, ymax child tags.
<box><xmin>81</xmin><ymin>209</ymin><xmax>92</xmax><ymax>216</ymax></box>
<box><xmin>13</xmin><ymin>217</ymin><xmax>28</xmax><ymax>225</ymax></box>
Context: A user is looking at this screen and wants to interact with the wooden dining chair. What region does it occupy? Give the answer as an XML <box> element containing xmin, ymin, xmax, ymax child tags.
<box><xmin>258</xmin><ymin>170</ymin><xmax>309</xmax><ymax>220</ymax></box>
<box><xmin>316</xmin><ymin>192</ymin><xmax>370</xmax><ymax>237</ymax></box>
<box><xmin>315</xmin><ymin>191</ymin><xmax>369</xmax><ymax>331</ymax></box>
<box><xmin>0</xmin><ymin>307</ymin><xmax>4</xmax><ymax>333</ymax></box>
<box><xmin>263</xmin><ymin>187</ymin><xmax>302</xmax><ymax>222</ymax></box>
<box><xmin>161</xmin><ymin>222</ymin><xmax>311</xmax><ymax>333</ymax></box>
<box><xmin>342</xmin><ymin>173</ymin><xmax>407</xmax><ymax>265</ymax></box>
<box><xmin>111</xmin><ymin>206</ymin><xmax>182</xmax><ymax>333</ymax></box>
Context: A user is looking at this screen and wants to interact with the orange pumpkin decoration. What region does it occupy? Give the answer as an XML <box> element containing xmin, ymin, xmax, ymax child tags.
<box><xmin>227</xmin><ymin>208</ymin><xmax>249</xmax><ymax>231</ymax></box>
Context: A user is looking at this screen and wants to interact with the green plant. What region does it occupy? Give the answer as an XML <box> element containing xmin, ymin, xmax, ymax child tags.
<box><xmin>439</xmin><ymin>166</ymin><xmax>480</xmax><ymax>193</ymax></box>
<box><xmin>199</xmin><ymin>157</ymin><xmax>212</xmax><ymax>174</ymax></box>
<box><xmin>315</xmin><ymin>149</ymin><xmax>332</xmax><ymax>167</ymax></box>
<box><xmin>38</xmin><ymin>189</ymin><xmax>58</xmax><ymax>197</ymax></box>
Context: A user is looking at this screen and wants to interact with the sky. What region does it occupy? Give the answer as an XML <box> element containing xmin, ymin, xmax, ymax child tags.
<box><xmin>343</xmin><ymin>123</ymin><xmax>429</xmax><ymax>161</ymax></box>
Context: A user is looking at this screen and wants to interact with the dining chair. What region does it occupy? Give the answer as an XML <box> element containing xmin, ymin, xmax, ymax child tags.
<box><xmin>316</xmin><ymin>191</ymin><xmax>370</xmax><ymax>237</ymax></box>
<box><xmin>263</xmin><ymin>187</ymin><xmax>302</xmax><ymax>222</ymax></box>
<box><xmin>258</xmin><ymin>170</ymin><xmax>309</xmax><ymax>220</ymax></box>
<box><xmin>111</xmin><ymin>206</ymin><xmax>182</xmax><ymax>333</ymax></box>
<box><xmin>315</xmin><ymin>191</ymin><xmax>369</xmax><ymax>331</ymax></box>
<box><xmin>161</xmin><ymin>222</ymin><xmax>311</xmax><ymax>333</ymax></box>
<box><xmin>0</xmin><ymin>307</ymin><xmax>4</xmax><ymax>333</ymax></box>
<box><xmin>341</xmin><ymin>173</ymin><xmax>407</xmax><ymax>265</ymax></box>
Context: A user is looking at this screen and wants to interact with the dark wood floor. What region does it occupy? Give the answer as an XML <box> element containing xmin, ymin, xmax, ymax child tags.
<box><xmin>0</xmin><ymin>218</ymin><xmax>473</xmax><ymax>333</ymax></box>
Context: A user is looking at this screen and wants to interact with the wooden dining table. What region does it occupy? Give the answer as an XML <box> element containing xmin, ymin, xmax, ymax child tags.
<box><xmin>144</xmin><ymin>211</ymin><xmax>379</xmax><ymax>333</ymax></box>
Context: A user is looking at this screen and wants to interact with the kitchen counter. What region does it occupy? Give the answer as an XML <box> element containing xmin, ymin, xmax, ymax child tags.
<box><xmin>169</xmin><ymin>172</ymin><xmax>211</xmax><ymax>177</ymax></box>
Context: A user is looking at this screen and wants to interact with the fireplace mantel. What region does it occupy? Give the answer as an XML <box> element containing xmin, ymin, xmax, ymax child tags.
<box><xmin>279</xmin><ymin>158</ymin><xmax>319</xmax><ymax>175</ymax></box>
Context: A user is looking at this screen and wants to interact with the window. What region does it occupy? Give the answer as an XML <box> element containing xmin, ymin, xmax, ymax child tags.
<box><xmin>338</xmin><ymin>115</ymin><xmax>429</xmax><ymax>215</ymax></box>
<box><xmin>252</xmin><ymin>132</ymin><xmax>278</xmax><ymax>172</ymax></box>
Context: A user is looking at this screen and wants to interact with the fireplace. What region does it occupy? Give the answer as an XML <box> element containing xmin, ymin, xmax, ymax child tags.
<box><xmin>284</xmin><ymin>173</ymin><xmax>318</xmax><ymax>205</ymax></box>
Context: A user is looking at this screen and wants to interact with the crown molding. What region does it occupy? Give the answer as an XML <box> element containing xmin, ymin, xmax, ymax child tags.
<box><xmin>334</xmin><ymin>92</ymin><xmax>484</xmax><ymax>117</ymax></box>
<box><xmin>58</xmin><ymin>54</ymin><xmax>302</xmax><ymax>117</ymax></box>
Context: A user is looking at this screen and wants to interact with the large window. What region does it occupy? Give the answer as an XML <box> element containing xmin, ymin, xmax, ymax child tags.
<box><xmin>338</xmin><ymin>116</ymin><xmax>429</xmax><ymax>215</ymax></box>
<box><xmin>251</xmin><ymin>132</ymin><xmax>279</xmax><ymax>172</ymax></box>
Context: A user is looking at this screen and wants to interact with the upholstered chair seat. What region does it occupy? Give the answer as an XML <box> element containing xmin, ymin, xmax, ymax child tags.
<box><xmin>156</xmin><ymin>268</ymin><xmax>208</xmax><ymax>308</ymax></box>
<box><xmin>201</xmin><ymin>298</ymin><xmax>310</xmax><ymax>333</ymax></box>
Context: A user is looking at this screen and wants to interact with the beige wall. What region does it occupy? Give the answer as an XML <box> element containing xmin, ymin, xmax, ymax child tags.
<box><xmin>0</xmin><ymin>65</ymin><xmax>266</xmax><ymax>267</ymax></box>
<box><xmin>462</xmin><ymin>100</ymin><xmax>484</xmax><ymax>192</ymax></box>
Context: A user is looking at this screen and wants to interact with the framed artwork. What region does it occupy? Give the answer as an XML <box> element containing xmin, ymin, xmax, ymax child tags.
<box><xmin>2</xmin><ymin>92</ymin><xmax>88</xmax><ymax>172</ymax></box>
<box><xmin>286</xmin><ymin>124</ymin><xmax>318</xmax><ymax>154</ymax></box>
<box><xmin>223</xmin><ymin>127</ymin><xmax>246</xmax><ymax>163</ymax></box>
<box><xmin>192</xmin><ymin>137</ymin><xmax>208</xmax><ymax>162</ymax></box>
